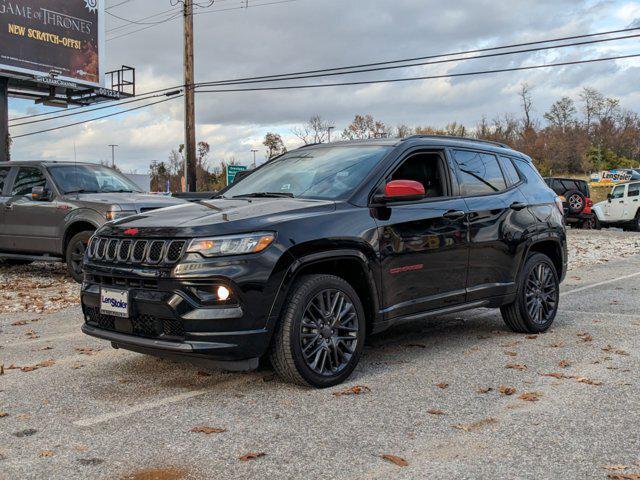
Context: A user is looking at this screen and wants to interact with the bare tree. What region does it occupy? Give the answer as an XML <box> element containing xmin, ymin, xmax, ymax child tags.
<box><xmin>396</xmin><ymin>124</ymin><xmax>414</xmax><ymax>138</ymax></box>
<box><xmin>263</xmin><ymin>132</ymin><xmax>287</xmax><ymax>159</ymax></box>
<box><xmin>544</xmin><ymin>97</ymin><xmax>577</xmax><ymax>132</ymax></box>
<box><xmin>292</xmin><ymin>115</ymin><xmax>335</xmax><ymax>144</ymax></box>
<box><xmin>342</xmin><ymin>114</ymin><xmax>390</xmax><ymax>140</ymax></box>
<box><xmin>519</xmin><ymin>83</ymin><xmax>534</xmax><ymax>131</ymax></box>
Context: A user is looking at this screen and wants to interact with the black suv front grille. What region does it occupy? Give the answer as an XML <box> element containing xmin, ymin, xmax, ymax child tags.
<box><xmin>85</xmin><ymin>273</ymin><xmax>159</xmax><ymax>290</ymax></box>
<box><xmin>87</xmin><ymin>237</ymin><xmax>186</xmax><ymax>266</ymax></box>
<box><xmin>85</xmin><ymin>306</ymin><xmax>185</xmax><ymax>339</ymax></box>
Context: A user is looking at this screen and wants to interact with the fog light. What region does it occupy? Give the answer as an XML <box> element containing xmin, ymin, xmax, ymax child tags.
<box><xmin>217</xmin><ymin>286</ymin><xmax>231</xmax><ymax>301</ymax></box>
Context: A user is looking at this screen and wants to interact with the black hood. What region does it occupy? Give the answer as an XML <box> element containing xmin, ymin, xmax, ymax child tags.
<box><xmin>98</xmin><ymin>197</ymin><xmax>336</xmax><ymax>238</ymax></box>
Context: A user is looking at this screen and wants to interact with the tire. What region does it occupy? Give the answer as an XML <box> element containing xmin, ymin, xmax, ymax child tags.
<box><xmin>581</xmin><ymin>216</ymin><xmax>600</xmax><ymax>230</ymax></box>
<box><xmin>501</xmin><ymin>253</ymin><xmax>560</xmax><ymax>334</ymax></box>
<box><xmin>66</xmin><ymin>231</ymin><xmax>93</xmax><ymax>283</ymax></box>
<box><xmin>592</xmin><ymin>216</ymin><xmax>602</xmax><ymax>230</ymax></box>
<box><xmin>565</xmin><ymin>190</ymin><xmax>586</xmax><ymax>214</ymax></box>
<box><xmin>269</xmin><ymin>274</ymin><xmax>366</xmax><ymax>388</ymax></box>
<box><xmin>635</xmin><ymin>211</ymin><xmax>640</xmax><ymax>232</ymax></box>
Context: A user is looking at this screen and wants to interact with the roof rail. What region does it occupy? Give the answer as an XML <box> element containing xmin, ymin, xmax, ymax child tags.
<box><xmin>400</xmin><ymin>134</ymin><xmax>510</xmax><ymax>149</ymax></box>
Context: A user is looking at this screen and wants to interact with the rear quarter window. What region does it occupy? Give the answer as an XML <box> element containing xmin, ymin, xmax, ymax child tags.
<box><xmin>513</xmin><ymin>159</ymin><xmax>554</xmax><ymax>203</ymax></box>
<box><xmin>452</xmin><ymin>150</ymin><xmax>507</xmax><ymax>196</ymax></box>
<box><xmin>0</xmin><ymin>167</ymin><xmax>9</xmax><ymax>194</ymax></box>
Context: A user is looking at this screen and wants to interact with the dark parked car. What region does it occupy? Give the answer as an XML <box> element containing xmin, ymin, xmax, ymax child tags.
<box><xmin>0</xmin><ymin>161</ymin><xmax>186</xmax><ymax>281</ymax></box>
<box><xmin>544</xmin><ymin>177</ymin><xmax>596</xmax><ymax>229</ymax></box>
<box><xmin>81</xmin><ymin>136</ymin><xmax>567</xmax><ymax>387</ymax></box>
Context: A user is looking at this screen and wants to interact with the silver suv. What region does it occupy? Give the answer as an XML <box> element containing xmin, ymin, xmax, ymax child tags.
<box><xmin>0</xmin><ymin>161</ymin><xmax>186</xmax><ymax>281</ymax></box>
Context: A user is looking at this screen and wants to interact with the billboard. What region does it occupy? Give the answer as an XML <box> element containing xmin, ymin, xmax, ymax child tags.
<box><xmin>0</xmin><ymin>0</ymin><xmax>105</xmax><ymax>87</ymax></box>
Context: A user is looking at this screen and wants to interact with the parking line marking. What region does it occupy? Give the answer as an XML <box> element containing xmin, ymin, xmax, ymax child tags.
<box><xmin>559</xmin><ymin>309</ymin><xmax>640</xmax><ymax>319</ymax></box>
<box><xmin>560</xmin><ymin>271</ymin><xmax>640</xmax><ymax>297</ymax></box>
<box><xmin>74</xmin><ymin>389</ymin><xmax>210</xmax><ymax>427</ymax></box>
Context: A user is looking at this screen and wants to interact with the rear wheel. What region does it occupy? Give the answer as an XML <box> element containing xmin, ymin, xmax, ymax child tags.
<box><xmin>501</xmin><ymin>253</ymin><xmax>559</xmax><ymax>334</ymax></box>
<box><xmin>66</xmin><ymin>231</ymin><xmax>93</xmax><ymax>283</ymax></box>
<box><xmin>635</xmin><ymin>211</ymin><xmax>640</xmax><ymax>232</ymax></box>
<box><xmin>270</xmin><ymin>274</ymin><xmax>365</xmax><ymax>388</ymax></box>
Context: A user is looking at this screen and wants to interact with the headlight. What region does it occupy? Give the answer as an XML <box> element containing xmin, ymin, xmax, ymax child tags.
<box><xmin>187</xmin><ymin>232</ymin><xmax>275</xmax><ymax>257</ymax></box>
<box><xmin>106</xmin><ymin>210</ymin><xmax>137</xmax><ymax>221</ymax></box>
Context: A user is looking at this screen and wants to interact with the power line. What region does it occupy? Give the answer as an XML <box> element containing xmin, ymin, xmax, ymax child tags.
<box><xmin>106</xmin><ymin>10</ymin><xmax>181</xmax><ymax>26</ymax></box>
<box><xmin>10</xmin><ymin>90</ymin><xmax>183</xmax><ymax>127</ymax></box>
<box><xmin>194</xmin><ymin>32</ymin><xmax>640</xmax><ymax>87</ymax></box>
<box><xmin>11</xmin><ymin>95</ymin><xmax>183</xmax><ymax>139</ymax></box>
<box><xmin>11</xmin><ymin>27</ymin><xmax>640</xmax><ymax>126</ymax></box>
<box><xmin>196</xmin><ymin>26</ymin><xmax>640</xmax><ymax>87</ymax></box>
<box><xmin>106</xmin><ymin>7</ymin><xmax>180</xmax><ymax>33</ymax></box>
<box><xmin>106</xmin><ymin>0</ymin><xmax>137</xmax><ymax>11</ymax></box>
<box><xmin>193</xmin><ymin>0</ymin><xmax>299</xmax><ymax>16</ymax></box>
<box><xmin>195</xmin><ymin>53</ymin><xmax>640</xmax><ymax>93</ymax></box>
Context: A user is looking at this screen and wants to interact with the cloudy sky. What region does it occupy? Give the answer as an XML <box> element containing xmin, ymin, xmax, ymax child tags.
<box><xmin>7</xmin><ymin>0</ymin><xmax>640</xmax><ymax>174</ymax></box>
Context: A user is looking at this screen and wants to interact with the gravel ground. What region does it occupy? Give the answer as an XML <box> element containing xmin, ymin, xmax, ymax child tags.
<box><xmin>1</xmin><ymin>229</ymin><xmax>639</xmax><ymax>480</ymax></box>
<box><xmin>0</xmin><ymin>229</ymin><xmax>638</xmax><ymax>315</ymax></box>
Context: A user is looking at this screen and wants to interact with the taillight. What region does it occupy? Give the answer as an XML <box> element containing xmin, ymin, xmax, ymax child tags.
<box><xmin>554</xmin><ymin>196</ymin><xmax>565</xmax><ymax>214</ymax></box>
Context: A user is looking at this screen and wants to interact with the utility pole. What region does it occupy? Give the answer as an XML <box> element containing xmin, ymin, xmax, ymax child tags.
<box><xmin>327</xmin><ymin>126</ymin><xmax>335</xmax><ymax>143</ymax></box>
<box><xmin>183</xmin><ymin>0</ymin><xmax>197</xmax><ymax>192</ymax></box>
<box><xmin>0</xmin><ymin>78</ymin><xmax>8</xmax><ymax>162</ymax></box>
<box><xmin>251</xmin><ymin>149</ymin><xmax>258</xmax><ymax>168</ymax></box>
<box><xmin>108</xmin><ymin>144</ymin><xmax>119</xmax><ymax>168</ymax></box>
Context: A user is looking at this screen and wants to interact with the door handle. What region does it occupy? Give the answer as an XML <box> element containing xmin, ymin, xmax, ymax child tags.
<box><xmin>443</xmin><ymin>210</ymin><xmax>466</xmax><ymax>220</ymax></box>
<box><xmin>4</xmin><ymin>204</ymin><xmax>13</xmax><ymax>210</ymax></box>
<box><xmin>509</xmin><ymin>202</ymin><xmax>528</xmax><ymax>211</ymax></box>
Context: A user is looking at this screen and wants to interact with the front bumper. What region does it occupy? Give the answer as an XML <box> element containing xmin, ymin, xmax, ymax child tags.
<box><xmin>81</xmin><ymin>274</ymin><xmax>271</xmax><ymax>364</ymax></box>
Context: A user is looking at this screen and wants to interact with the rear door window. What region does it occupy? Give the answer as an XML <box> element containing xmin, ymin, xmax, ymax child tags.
<box><xmin>11</xmin><ymin>167</ymin><xmax>46</xmax><ymax>196</ymax></box>
<box><xmin>0</xmin><ymin>167</ymin><xmax>10</xmax><ymax>194</ymax></box>
<box><xmin>452</xmin><ymin>150</ymin><xmax>507</xmax><ymax>196</ymax></box>
<box><xmin>498</xmin><ymin>156</ymin><xmax>522</xmax><ymax>186</ymax></box>
<box><xmin>628</xmin><ymin>183</ymin><xmax>640</xmax><ymax>197</ymax></box>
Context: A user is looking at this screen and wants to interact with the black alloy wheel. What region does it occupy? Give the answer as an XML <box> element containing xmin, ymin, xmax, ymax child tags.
<box><xmin>66</xmin><ymin>231</ymin><xmax>93</xmax><ymax>283</ymax></box>
<box><xmin>524</xmin><ymin>263</ymin><xmax>558</xmax><ymax>325</ymax></box>
<box><xmin>270</xmin><ymin>274</ymin><xmax>365</xmax><ymax>388</ymax></box>
<box><xmin>501</xmin><ymin>253</ymin><xmax>560</xmax><ymax>333</ymax></box>
<box><xmin>299</xmin><ymin>289</ymin><xmax>359</xmax><ymax>376</ymax></box>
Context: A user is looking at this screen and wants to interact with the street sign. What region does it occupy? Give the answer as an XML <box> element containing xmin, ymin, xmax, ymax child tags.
<box><xmin>226</xmin><ymin>165</ymin><xmax>247</xmax><ymax>186</ymax></box>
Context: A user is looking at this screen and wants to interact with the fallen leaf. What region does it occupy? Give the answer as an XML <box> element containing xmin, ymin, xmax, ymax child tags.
<box><xmin>505</xmin><ymin>364</ymin><xmax>527</xmax><ymax>371</ymax></box>
<box><xmin>576</xmin><ymin>377</ymin><xmax>603</xmax><ymax>386</ymax></box>
<box><xmin>604</xmin><ymin>466</ymin><xmax>630</xmax><ymax>471</ymax></box>
<box><xmin>518</xmin><ymin>392</ymin><xmax>542</xmax><ymax>402</ymax></box>
<box><xmin>36</xmin><ymin>359</ymin><xmax>55</xmax><ymax>368</ymax></box>
<box><xmin>453</xmin><ymin>418</ymin><xmax>498</xmax><ymax>432</ymax></box>
<box><xmin>499</xmin><ymin>386</ymin><xmax>516</xmax><ymax>396</ymax></box>
<box><xmin>406</xmin><ymin>343</ymin><xmax>426</xmax><ymax>349</ymax></box>
<box><xmin>381</xmin><ymin>454</ymin><xmax>408</xmax><ymax>467</ymax></box>
<box><xmin>190</xmin><ymin>426</ymin><xmax>227</xmax><ymax>434</ymax></box>
<box><xmin>0</xmin><ymin>412</ymin><xmax>8</xmax><ymax>418</ymax></box>
<box><xmin>11</xmin><ymin>320</ymin><xmax>27</xmax><ymax>326</ymax></box>
<box><xmin>559</xmin><ymin>359</ymin><xmax>571</xmax><ymax>368</ymax></box>
<box><xmin>500</xmin><ymin>340</ymin><xmax>520</xmax><ymax>347</ymax></box>
<box><xmin>577</xmin><ymin>332</ymin><xmax>593</xmax><ymax>342</ymax></box>
<box><xmin>476</xmin><ymin>387</ymin><xmax>493</xmax><ymax>394</ymax></box>
<box><xmin>39</xmin><ymin>450</ymin><xmax>54</xmax><ymax>457</ymax></box>
<box><xmin>607</xmin><ymin>475</ymin><xmax>640</xmax><ymax>480</ymax></box>
<box><xmin>427</xmin><ymin>409</ymin><xmax>446</xmax><ymax>415</ymax></box>
<box><xmin>238</xmin><ymin>452</ymin><xmax>266</xmax><ymax>462</ymax></box>
<box><xmin>615</xmin><ymin>349</ymin><xmax>630</xmax><ymax>356</ymax></box>
<box><xmin>75</xmin><ymin>347</ymin><xmax>97</xmax><ymax>356</ymax></box>
<box><xmin>38</xmin><ymin>346</ymin><xmax>53</xmax><ymax>351</ymax></box>
<box><xmin>548</xmin><ymin>342</ymin><xmax>564</xmax><ymax>348</ymax></box>
<box><xmin>526</xmin><ymin>335</ymin><xmax>538</xmax><ymax>340</ymax></box>
<box><xmin>20</xmin><ymin>366</ymin><xmax>38</xmax><ymax>372</ymax></box>
<box><xmin>541</xmin><ymin>373</ymin><xmax>572</xmax><ymax>379</ymax></box>
<box><xmin>332</xmin><ymin>385</ymin><xmax>370</xmax><ymax>397</ymax></box>
<box><xmin>504</xmin><ymin>351</ymin><xmax>518</xmax><ymax>357</ymax></box>
<box><xmin>435</xmin><ymin>382</ymin><xmax>449</xmax><ymax>389</ymax></box>
<box><xmin>196</xmin><ymin>371</ymin><xmax>212</xmax><ymax>377</ymax></box>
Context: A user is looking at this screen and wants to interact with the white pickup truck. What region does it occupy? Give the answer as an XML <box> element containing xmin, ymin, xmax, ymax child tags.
<box><xmin>593</xmin><ymin>181</ymin><xmax>640</xmax><ymax>231</ymax></box>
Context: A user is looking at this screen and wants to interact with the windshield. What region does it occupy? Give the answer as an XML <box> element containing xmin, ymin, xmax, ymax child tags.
<box><xmin>48</xmin><ymin>165</ymin><xmax>143</xmax><ymax>194</ymax></box>
<box><xmin>222</xmin><ymin>146</ymin><xmax>391</xmax><ymax>200</ymax></box>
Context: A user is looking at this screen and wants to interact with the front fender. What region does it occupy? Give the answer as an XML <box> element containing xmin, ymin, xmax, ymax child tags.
<box><xmin>592</xmin><ymin>203</ymin><xmax>606</xmax><ymax>222</ymax></box>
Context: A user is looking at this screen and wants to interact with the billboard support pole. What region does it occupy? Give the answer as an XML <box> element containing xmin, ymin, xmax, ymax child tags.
<box><xmin>0</xmin><ymin>78</ymin><xmax>8</xmax><ymax>162</ymax></box>
<box><xmin>183</xmin><ymin>0</ymin><xmax>197</xmax><ymax>193</ymax></box>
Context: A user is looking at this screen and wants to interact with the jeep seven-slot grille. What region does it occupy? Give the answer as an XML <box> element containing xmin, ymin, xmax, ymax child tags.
<box><xmin>87</xmin><ymin>237</ymin><xmax>186</xmax><ymax>265</ymax></box>
<box><xmin>85</xmin><ymin>306</ymin><xmax>184</xmax><ymax>339</ymax></box>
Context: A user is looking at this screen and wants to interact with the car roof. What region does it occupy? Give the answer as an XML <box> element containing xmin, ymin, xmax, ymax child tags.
<box><xmin>301</xmin><ymin>135</ymin><xmax>528</xmax><ymax>159</ymax></box>
<box><xmin>0</xmin><ymin>160</ymin><xmax>102</xmax><ymax>168</ymax></box>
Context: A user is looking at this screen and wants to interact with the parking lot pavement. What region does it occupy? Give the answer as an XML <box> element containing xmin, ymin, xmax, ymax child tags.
<box><xmin>1</xmin><ymin>256</ymin><xmax>640</xmax><ymax>480</ymax></box>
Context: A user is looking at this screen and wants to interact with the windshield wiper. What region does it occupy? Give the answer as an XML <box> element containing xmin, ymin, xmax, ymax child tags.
<box><xmin>232</xmin><ymin>192</ymin><xmax>294</xmax><ymax>199</ymax></box>
<box><xmin>65</xmin><ymin>189</ymin><xmax>99</xmax><ymax>194</ymax></box>
<box><xmin>105</xmin><ymin>189</ymin><xmax>138</xmax><ymax>193</ymax></box>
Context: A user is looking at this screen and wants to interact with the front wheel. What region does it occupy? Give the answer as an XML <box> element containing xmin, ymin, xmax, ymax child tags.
<box><xmin>66</xmin><ymin>231</ymin><xmax>93</xmax><ymax>283</ymax></box>
<box><xmin>270</xmin><ymin>274</ymin><xmax>366</xmax><ymax>388</ymax></box>
<box><xmin>501</xmin><ymin>253</ymin><xmax>560</xmax><ymax>334</ymax></box>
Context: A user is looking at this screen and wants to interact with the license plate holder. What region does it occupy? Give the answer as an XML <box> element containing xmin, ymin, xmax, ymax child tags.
<box><xmin>100</xmin><ymin>288</ymin><xmax>130</xmax><ymax>318</ymax></box>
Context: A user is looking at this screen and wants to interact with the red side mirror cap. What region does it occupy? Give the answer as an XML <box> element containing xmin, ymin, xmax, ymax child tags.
<box><xmin>385</xmin><ymin>180</ymin><xmax>425</xmax><ymax>198</ymax></box>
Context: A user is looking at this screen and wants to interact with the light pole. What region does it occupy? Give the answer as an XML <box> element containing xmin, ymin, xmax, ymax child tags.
<box><xmin>108</xmin><ymin>144</ymin><xmax>119</xmax><ymax>168</ymax></box>
<box><xmin>327</xmin><ymin>126</ymin><xmax>335</xmax><ymax>143</ymax></box>
<box><xmin>251</xmin><ymin>149</ymin><xmax>258</xmax><ymax>168</ymax></box>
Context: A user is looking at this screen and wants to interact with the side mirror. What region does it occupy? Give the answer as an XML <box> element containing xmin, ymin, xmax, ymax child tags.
<box><xmin>31</xmin><ymin>186</ymin><xmax>51</xmax><ymax>201</ymax></box>
<box><xmin>607</xmin><ymin>193</ymin><xmax>612</xmax><ymax>203</ymax></box>
<box><xmin>373</xmin><ymin>180</ymin><xmax>426</xmax><ymax>204</ymax></box>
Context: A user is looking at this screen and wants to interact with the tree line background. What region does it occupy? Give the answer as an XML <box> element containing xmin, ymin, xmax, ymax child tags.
<box><xmin>149</xmin><ymin>85</ymin><xmax>640</xmax><ymax>192</ymax></box>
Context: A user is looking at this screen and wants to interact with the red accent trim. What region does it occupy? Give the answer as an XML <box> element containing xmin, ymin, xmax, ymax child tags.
<box><xmin>583</xmin><ymin>197</ymin><xmax>592</xmax><ymax>214</ymax></box>
<box><xmin>123</xmin><ymin>228</ymin><xmax>139</xmax><ymax>236</ymax></box>
<box><xmin>385</xmin><ymin>180</ymin><xmax>425</xmax><ymax>197</ymax></box>
<box><xmin>390</xmin><ymin>264</ymin><xmax>424</xmax><ymax>275</ymax></box>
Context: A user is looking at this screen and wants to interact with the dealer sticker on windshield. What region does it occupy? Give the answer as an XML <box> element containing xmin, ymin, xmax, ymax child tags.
<box><xmin>100</xmin><ymin>288</ymin><xmax>129</xmax><ymax>318</ymax></box>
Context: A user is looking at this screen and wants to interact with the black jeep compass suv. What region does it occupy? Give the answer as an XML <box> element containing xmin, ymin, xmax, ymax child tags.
<box><xmin>81</xmin><ymin>135</ymin><xmax>567</xmax><ymax>388</ymax></box>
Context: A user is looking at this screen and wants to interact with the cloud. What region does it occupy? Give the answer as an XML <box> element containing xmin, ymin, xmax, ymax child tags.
<box><xmin>8</xmin><ymin>0</ymin><xmax>639</xmax><ymax>173</ymax></box>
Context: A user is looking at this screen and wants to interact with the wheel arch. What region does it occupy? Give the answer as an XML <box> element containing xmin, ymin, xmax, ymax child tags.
<box><xmin>525</xmin><ymin>238</ymin><xmax>565</xmax><ymax>281</ymax></box>
<box><xmin>62</xmin><ymin>220</ymin><xmax>99</xmax><ymax>252</ymax></box>
<box><xmin>267</xmin><ymin>249</ymin><xmax>381</xmax><ymax>338</ymax></box>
